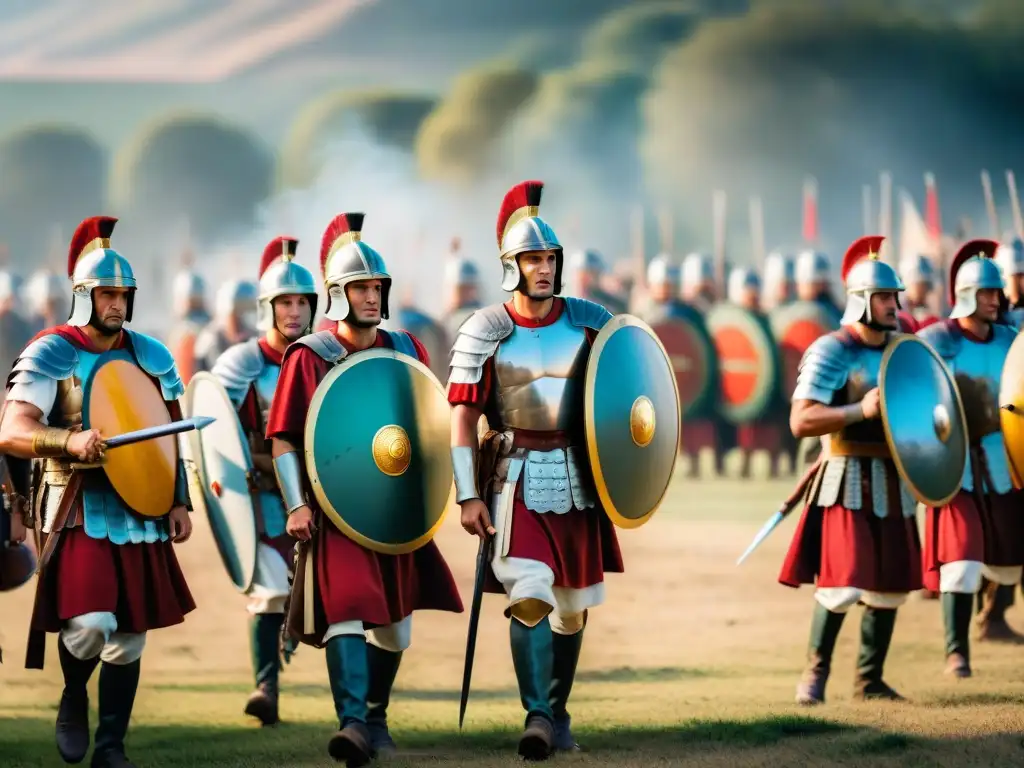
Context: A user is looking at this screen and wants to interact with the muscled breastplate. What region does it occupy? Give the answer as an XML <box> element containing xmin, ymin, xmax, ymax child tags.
<box><xmin>830</xmin><ymin>345</ymin><xmax>886</xmax><ymax>447</ymax></box>
<box><xmin>492</xmin><ymin>313</ymin><xmax>589</xmax><ymax>432</ymax></box>
<box><xmin>253</xmin><ymin>362</ymin><xmax>280</xmax><ymax>433</ymax></box>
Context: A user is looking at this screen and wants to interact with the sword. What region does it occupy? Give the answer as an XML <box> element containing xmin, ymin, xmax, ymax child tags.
<box><xmin>459</xmin><ymin>532</ymin><xmax>493</xmax><ymax>730</ymax></box>
<box><xmin>736</xmin><ymin>458</ymin><xmax>821</xmax><ymax>566</ymax></box>
<box><xmin>101</xmin><ymin>416</ymin><xmax>216</xmax><ymax>450</ymax></box>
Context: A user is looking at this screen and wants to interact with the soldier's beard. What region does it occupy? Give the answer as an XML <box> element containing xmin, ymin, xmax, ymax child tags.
<box><xmin>346</xmin><ymin>312</ymin><xmax>381</xmax><ymax>329</ymax></box>
<box><xmin>90</xmin><ymin>310</ymin><xmax>124</xmax><ymax>336</ymax></box>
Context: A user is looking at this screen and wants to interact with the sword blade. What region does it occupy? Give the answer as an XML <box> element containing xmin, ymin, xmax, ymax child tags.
<box><xmin>736</xmin><ymin>511</ymin><xmax>784</xmax><ymax>565</ymax></box>
<box><xmin>736</xmin><ymin>458</ymin><xmax>822</xmax><ymax>566</ymax></box>
<box><xmin>102</xmin><ymin>416</ymin><xmax>216</xmax><ymax>449</ymax></box>
<box><xmin>459</xmin><ymin>534</ymin><xmax>492</xmax><ymax>730</ymax></box>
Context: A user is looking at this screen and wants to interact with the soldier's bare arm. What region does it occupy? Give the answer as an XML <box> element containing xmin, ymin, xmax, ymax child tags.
<box><xmin>272</xmin><ymin>435</ymin><xmax>314</xmax><ymax>540</ymax></box>
<box><xmin>789</xmin><ymin>389</ymin><xmax>879</xmax><ymax>439</ymax></box>
<box><xmin>0</xmin><ymin>400</ymin><xmax>103</xmax><ymax>462</ymax></box>
<box><xmin>451</xmin><ymin>403</ymin><xmax>495</xmax><ymax>539</ymax></box>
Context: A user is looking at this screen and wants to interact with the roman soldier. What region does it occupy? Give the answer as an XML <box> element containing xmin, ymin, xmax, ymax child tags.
<box><xmin>265</xmin><ymin>213</ymin><xmax>463</xmax><ymax>766</ymax></box>
<box><xmin>898</xmin><ymin>253</ymin><xmax>940</xmax><ymax>330</ymax></box>
<box><xmin>442</xmin><ymin>238</ymin><xmax>483</xmax><ymax>340</ymax></box>
<box><xmin>795</xmin><ymin>249</ymin><xmax>843</xmax><ymax>325</ymax></box>
<box><xmin>994</xmin><ymin>237</ymin><xmax>1024</xmax><ymax>328</ymax></box>
<box><xmin>168</xmin><ymin>260</ymin><xmax>211</xmax><ymax>385</ymax></box>
<box><xmin>23</xmin><ymin>268</ymin><xmax>70</xmax><ymax>336</ymax></box>
<box><xmin>727</xmin><ymin>266</ymin><xmax>761</xmax><ymax>312</ymax></box>
<box><xmin>448</xmin><ymin>180</ymin><xmax>625</xmax><ymax>759</ymax></box>
<box><xmin>564</xmin><ymin>248</ymin><xmax>627</xmax><ymax>314</ymax></box>
<box><xmin>193</xmin><ymin>280</ymin><xmax>259</xmax><ymax>373</ymax></box>
<box><xmin>779</xmin><ymin>235</ymin><xmax>921</xmax><ymax>705</ymax></box>
<box><xmin>209</xmin><ymin>236</ymin><xmax>318</xmax><ymax>726</ymax></box>
<box><xmin>681</xmin><ymin>252</ymin><xmax>717</xmax><ymax>312</ymax></box>
<box><xmin>0</xmin><ymin>216</ymin><xmax>195</xmax><ymax>767</ymax></box>
<box><xmin>762</xmin><ymin>250</ymin><xmax>795</xmax><ymax>310</ymax></box>
<box><xmin>918</xmin><ymin>240</ymin><xmax>1024</xmax><ymax>675</ymax></box>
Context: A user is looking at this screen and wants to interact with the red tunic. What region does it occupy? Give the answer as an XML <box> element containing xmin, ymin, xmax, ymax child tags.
<box><xmin>777</xmin><ymin>328</ymin><xmax>922</xmax><ymax>594</ymax></box>
<box><xmin>27</xmin><ymin>325</ymin><xmax>195</xmax><ymax>634</ymax></box>
<box><xmin>265</xmin><ymin>329</ymin><xmax>464</xmax><ymax>632</ymax></box>
<box><xmin>447</xmin><ymin>298</ymin><xmax>624</xmax><ymax>593</ymax></box>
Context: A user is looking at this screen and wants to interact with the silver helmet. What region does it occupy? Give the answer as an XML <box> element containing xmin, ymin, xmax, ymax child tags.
<box><xmin>898</xmin><ymin>253</ymin><xmax>936</xmax><ymax>285</ymax></box>
<box><xmin>496</xmin><ymin>180</ymin><xmax>562</xmax><ymax>293</ymax></box>
<box><xmin>320</xmin><ymin>213</ymin><xmax>390</xmax><ymax>321</ymax></box>
<box><xmin>681</xmin><ymin>252</ymin><xmax>714</xmax><ymax>289</ymax></box>
<box><xmin>646</xmin><ymin>253</ymin><xmax>680</xmax><ymax>292</ymax></box>
<box><xmin>727</xmin><ymin>266</ymin><xmax>761</xmax><ymax>304</ymax></box>
<box><xmin>795</xmin><ymin>249</ymin><xmax>831</xmax><ymax>286</ymax></box>
<box><xmin>256</xmin><ymin>236</ymin><xmax>318</xmax><ymax>332</ymax></box>
<box><xmin>444</xmin><ymin>258</ymin><xmax>480</xmax><ymax>289</ymax></box>
<box><xmin>66</xmin><ymin>216</ymin><xmax>137</xmax><ymax>328</ymax></box>
<box><xmin>949</xmin><ymin>239</ymin><xmax>1003</xmax><ymax>320</ymax></box>
<box><xmin>839</xmin><ymin>236</ymin><xmax>904</xmax><ymax>326</ymax></box>
<box><xmin>214</xmin><ymin>279</ymin><xmax>258</xmax><ymax>321</ymax></box>
<box><xmin>994</xmin><ymin>237</ymin><xmax>1024</xmax><ymax>279</ymax></box>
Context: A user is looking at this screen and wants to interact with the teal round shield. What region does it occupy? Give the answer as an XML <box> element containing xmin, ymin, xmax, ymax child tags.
<box><xmin>304</xmin><ymin>350</ymin><xmax>453</xmax><ymax>554</ymax></box>
<box><xmin>585</xmin><ymin>315</ymin><xmax>681</xmax><ymax>528</ymax></box>
<box><xmin>880</xmin><ymin>335</ymin><xmax>968</xmax><ymax>507</ymax></box>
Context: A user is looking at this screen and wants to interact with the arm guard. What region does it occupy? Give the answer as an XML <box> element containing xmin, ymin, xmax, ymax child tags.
<box><xmin>31</xmin><ymin>427</ymin><xmax>72</xmax><ymax>457</ymax></box>
<box><xmin>173</xmin><ymin>459</ymin><xmax>191</xmax><ymax>510</ymax></box>
<box><xmin>273</xmin><ymin>451</ymin><xmax>307</xmax><ymax>514</ymax></box>
<box><xmin>451</xmin><ymin>445</ymin><xmax>479</xmax><ymax>503</ymax></box>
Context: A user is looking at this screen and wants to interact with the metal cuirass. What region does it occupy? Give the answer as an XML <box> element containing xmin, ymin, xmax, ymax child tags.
<box><xmin>492</xmin><ymin>312</ymin><xmax>589</xmax><ymax>432</ymax></box>
<box><xmin>253</xmin><ymin>362</ymin><xmax>280</xmax><ymax>431</ymax></box>
<box><xmin>831</xmin><ymin>345</ymin><xmax>886</xmax><ymax>446</ymax></box>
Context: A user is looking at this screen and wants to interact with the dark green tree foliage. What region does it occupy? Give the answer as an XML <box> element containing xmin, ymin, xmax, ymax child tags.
<box><xmin>279</xmin><ymin>91</ymin><xmax>438</xmax><ymax>189</ymax></box>
<box><xmin>643</xmin><ymin>0</ymin><xmax>1024</xmax><ymax>250</ymax></box>
<box><xmin>0</xmin><ymin>125</ymin><xmax>107</xmax><ymax>268</ymax></box>
<box><xmin>112</xmin><ymin>114</ymin><xmax>272</xmax><ymax>244</ymax></box>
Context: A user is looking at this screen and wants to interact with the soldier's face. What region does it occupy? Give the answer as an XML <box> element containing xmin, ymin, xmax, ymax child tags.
<box><xmin>869</xmin><ymin>292</ymin><xmax>898</xmax><ymax>328</ymax></box>
<box><xmin>273</xmin><ymin>294</ymin><xmax>312</xmax><ymax>341</ymax></box>
<box><xmin>91</xmin><ymin>287</ymin><xmax>129</xmax><ymax>335</ymax></box>
<box><xmin>518</xmin><ymin>250</ymin><xmax>558</xmax><ymax>299</ymax></box>
<box><xmin>346</xmin><ymin>279</ymin><xmax>382</xmax><ymax>326</ymax></box>
<box><xmin>974</xmin><ymin>288</ymin><xmax>1001</xmax><ymax>322</ymax></box>
<box><xmin>905</xmin><ymin>280</ymin><xmax>931</xmax><ymax>305</ymax></box>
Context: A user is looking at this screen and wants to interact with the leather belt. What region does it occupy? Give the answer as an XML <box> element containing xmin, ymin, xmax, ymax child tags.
<box><xmin>825</xmin><ymin>436</ymin><xmax>891</xmax><ymax>459</ymax></box>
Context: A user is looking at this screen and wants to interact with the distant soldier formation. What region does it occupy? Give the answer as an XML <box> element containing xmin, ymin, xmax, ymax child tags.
<box><xmin>6</xmin><ymin>172</ymin><xmax>1024</xmax><ymax>766</ymax></box>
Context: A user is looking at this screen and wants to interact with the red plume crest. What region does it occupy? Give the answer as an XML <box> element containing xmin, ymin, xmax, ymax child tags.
<box><xmin>320</xmin><ymin>213</ymin><xmax>365</xmax><ymax>276</ymax></box>
<box><xmin>67</xmin><ymin>216</ymin><xmax>117</xmax><ymax>278</ymax></box>
<box><xmin>496</xmin><ymin>181</ymin><xmax>543</xmax><ymax>248</ymax></box>
<box><xmin>840</xmin><ymin>235</ymin><xmax>885</xmax><ymax>282</ymax></box>
<box><xmin>259</xmin><ymin>236</ymin><xmax>298</xmax><ymax>279</ymax></box>
<box><xmin>948</xmin><ymin>238</ymin><xmax>998</xmax><ymax>305</ymax></box>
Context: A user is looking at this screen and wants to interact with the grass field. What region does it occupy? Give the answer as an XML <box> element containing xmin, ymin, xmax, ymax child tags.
<box><xmin>4</xmin><ymin>460</ymin><xmax>1024</xmax><ymax>767</ymax></box>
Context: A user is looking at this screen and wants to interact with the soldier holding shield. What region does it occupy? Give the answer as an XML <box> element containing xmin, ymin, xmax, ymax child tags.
<box><xmin>449</xmin><ymin>181</ymin><xmax>679</xmax><ymax>760</ymax></box>
<box><xmin>918</xmin><ymin>240</ymin><xmax>1024</xmax><ymax>675</ymax></box>
<box><xmin>778</xmin><ymin>236</ymin><xmax>929</xmax><ymax>705</ymax></box>
<box><xmin>265</xmin><ymin>213</ymin><xmax>463</xmax><ymax>766</ymax></box>
<box><xmin>205</xmin><ymin>236</ymin><xmax>318</xmax><ymax>725</ymax></box>
<box><xmin>0</xmin><ymin>216</ymin><xmax>196</xmax><ymax>767</ymax></box>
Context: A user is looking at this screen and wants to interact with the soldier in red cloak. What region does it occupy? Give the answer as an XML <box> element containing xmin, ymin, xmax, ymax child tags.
<box><xmin>266</xmin><ymin>213</ymin><xmax>463</xmax><ymax>767</ymax></box>
<box><xmin>0</xmin><ymin>217</ymin><xmax>195</xmax><ymax>767</ymax></box>
<box><xmin>779</xmin><ymin>236</ymin><xmax>921</xmax><ymax>705</ymax></box>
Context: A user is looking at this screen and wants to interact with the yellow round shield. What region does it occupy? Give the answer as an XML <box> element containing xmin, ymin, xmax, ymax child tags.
<box><xmin>999</xmin><ymin>332</ymin><xmax>1024</xmax><ymax>489</ymax></box>
<box><xmin>84</xmin><ymin>357</ymin><xmax>177</xmax><ymax>517</ymax></box>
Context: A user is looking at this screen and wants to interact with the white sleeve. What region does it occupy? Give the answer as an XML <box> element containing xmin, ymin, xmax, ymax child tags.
<box><xmin>7</xmin><ymin>378</ymin><xmax>58</xmax><ymax>426</ymax></box>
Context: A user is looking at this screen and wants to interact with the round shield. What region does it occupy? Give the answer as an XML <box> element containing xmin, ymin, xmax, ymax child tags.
<box><xmin>585</xmin><ymin>315</ymin><xmax>681</xmax><ymax>529</ymax></box>
<box><xmin>304</xmin><ymin>349</ymin><xmax>453</xmax><ymax>554</ymax></box>
<box><xmin>83</xmin><ymin>357</ymin><xmax>177</xmax><ymax>518</ymax></box>
<box><xmin>879</xmin><ymin>335</ymin><xmax>968</xmax><ymax>506</ymax></box>
<box><xmin>706</xmin><ymin>304</ymin><xmax>782</xmax><ymax>424</ymax></box>
<box><xmin>999</xmin><ymin>331</ymin><xmax>1024</xmax><ymax>488</ymax></box>
<box><xmin>647</xmin><ymin>306</ymin><xmax>716</xmax><ymax>418</ymax></box>
<box><xmin>182</xmin><ymin>373</ymin><xmax>258</xmax><ymax>592</ymax></box>
<box><xmin>770</xmin><ymin>300</ymin><xmax>840</xmax><ymax>398</ymax></box>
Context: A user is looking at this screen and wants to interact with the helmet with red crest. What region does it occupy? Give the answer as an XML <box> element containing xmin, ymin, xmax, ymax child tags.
<box><xmin>319</xmin><ymin>213</ymin><xmax>390</xmax><ymax>322</ymax></box>
<box><xmin>839</xmin><ymin>235</ymin><xmax>904</xmax><ymax>326</ymax></box>
<box><xmin>495</xmin><ymin>180</ymin><xmax>563</xmax><ymax>293</ymax></box>
<box><xmin>256</xmin><ymin>236</ymin><xmax>318</xmax><ymax>332</ymax></box>
<box><xmin>66</xmin><ymin>216</ymin><xmax>137</xmax><ymax>328</ymax></box>
<box><xmin>948</xmin><ymin>239</ymin><xmax>1003</xmax><ymax>320</ymax></box>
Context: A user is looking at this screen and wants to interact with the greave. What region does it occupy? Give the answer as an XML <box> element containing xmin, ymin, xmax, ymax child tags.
<box><xmin>510</xmin><ymin>617</ymin><xmax>554</xmax><ymax>722</ymax></box>
<box><xmin>325</xmin><ymin>635</ymin><xmax>370</xmax><ymax>727</ymax></box>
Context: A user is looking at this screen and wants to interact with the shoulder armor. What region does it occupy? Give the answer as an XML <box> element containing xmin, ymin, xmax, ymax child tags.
<box><xmin>7</xmin><ymin>333</ymin><xmax>78</xmax><ymax>387</ymax></box>
<box><xmin>125</xmin><ymin>330</ymin><xmax>184</xmax><ymax>400</ymax></box>
<box><xmin>295</xmin><ymin>330</ymin><xmax>348</xmax><ymax>365</ymax></box>
<box><xmin>211</xmin><ymin>339</ymin><xmax>264</xmax><ymax>406</ymax></box>
<box><xmin>917</xmin><ymin>320</ymin><xmax>960</xmax><ymax>360</ymax></box>
<box><xmin>564</xmin><ymin>297</ymin><xmax>613</xmax><ymax>331</ymax></box>
<box><xmin>383</xmin><ymin>329</ymin><xmax>417</xmax><ymax>358</ymax></box>
<box><xmin>448</xmin><ymin>304</ymin><xmax>515</xmax><ymax>386</ymax></box>
<box><xmin>791</xmin><ymin>332</ymin><xmax>851</xmax><ymax>404</ymax></box>
<box><xmin>992</xmin><ymin>322</ymin><xmax>1018</xmax><ymax>352</ymax></box>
